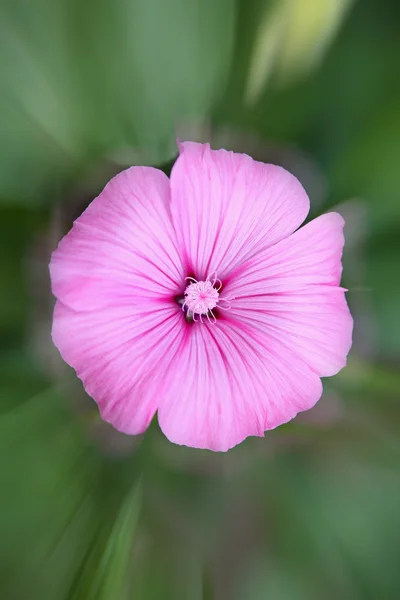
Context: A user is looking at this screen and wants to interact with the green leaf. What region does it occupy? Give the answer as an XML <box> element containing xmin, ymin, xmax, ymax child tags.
<box><xmin>71</xmin><ymin>0</ymin><xmax>237</xmax><ymax>162</ymax></box>
<box><xmin>245</xmin><ymin>0</ymin><xmax>353</xmax><ymax>103</ymax></box>
<box><xmin>0</xmin><ymin>384</ymin><xmax>144</xmax><ymax>600</ymax></box>
<box><xmin>0</xmin><ymin>0</ymin><xmax>237</xmax><ymax>204</ymax></box>
<box><xmin>0</xmin><ymin>388</ymin><xmax>102</xmax><ymax>599</ymax></box>
<box><xmin>0</xmin><ymin>0</ymin><xmax>87</xmax><ymax>204</ymax></box>
<box><xmin>70</xmin><ymin>481</ymin><xmax>142</xmax><ymax>600</ymax></box>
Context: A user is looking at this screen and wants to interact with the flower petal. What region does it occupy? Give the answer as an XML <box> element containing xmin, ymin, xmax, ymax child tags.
<box><xmin>50</xmin><ymin>166</ymin><xmax>184</xmax><ymax>311</ymax></box>
<box><xmin>52</xmin><ymin>301</ymin><xmax>186</xmax><ymax>434</ymax></box>
<box><xmin>50</xmin><ymin>166</ymin><xmax>187</xmax><ymax>434</ymax></box>
<box><xmin>226</xmin><ymin>213</ymin><xmax>353</xmax><ymax>377</ymax></box>
<box><xmin>170</xmin><ymin>141</ymin><xmax>310</xmax><ymax>280</ymax></box>
<box><xmin>157</xmin><ymin>320</ymin><xmax>322</xmax><ymax>452</ymax></box>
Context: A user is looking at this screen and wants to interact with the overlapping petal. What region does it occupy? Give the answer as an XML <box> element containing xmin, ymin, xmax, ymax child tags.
<box><xmin>50</xmin><ymin>166</ymin><xmax>184</xmax><ymax>310</ymax></box>
<box><xmin>50</xmin><ymin>167</ymin><xmax>186</xmax><ymax>433</ymax></box>
<box><xmin>225</xmin><ymin>213</ymin><xmax>353</xmax><ymax>378</ymax></box>
<box><xmin>157</xmin><ymin>320</ymin><xmax>322</xmax><ymax>451</ymax></box>
<box><xmin>53</xmin><ymin>301</ymin><xmax>186</xmax><ymax>434</ymax></box>
<box><xmin>170</xmin><ymin>141</ymin><xmax>310</xmax><ymax>280</ymax></box>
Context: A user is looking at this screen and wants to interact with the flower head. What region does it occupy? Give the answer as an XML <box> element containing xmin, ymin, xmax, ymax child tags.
<box><xmin>50</xmin><ymin>141</ymin><xmax>353</xmax><ymax>451</ymax></box>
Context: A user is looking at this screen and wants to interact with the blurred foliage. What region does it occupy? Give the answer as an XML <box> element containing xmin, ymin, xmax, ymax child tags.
<box><xmin>1</xmin><ymin>0</ymin><xmax>400</xmax><ymax>598</ymax></box>
<box><xmin>245</xmin><ymin>0</ymin><xmax>353</xmax><ymax>102</ymax></box>
<box><xmin>0</xmin><ymin>0</ymin><xmax>236</xmax><ymax>203</ymax></box>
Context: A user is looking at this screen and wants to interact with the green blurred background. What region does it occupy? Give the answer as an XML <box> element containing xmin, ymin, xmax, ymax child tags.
<box><xmin>1</xmin><ymin>0</ymin><xmax>399</xmax><ymax>598</ymax></box>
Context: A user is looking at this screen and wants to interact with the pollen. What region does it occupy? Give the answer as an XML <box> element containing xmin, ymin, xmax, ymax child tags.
<box><xmin>183</xmin><ymin>279</ymin><xmax>219</xmax><ymax>316</ymax></box>
<box><xmin>181</xmin><ymin>274</ymin><xmax>232</xmax><ymax>323</ymax></box>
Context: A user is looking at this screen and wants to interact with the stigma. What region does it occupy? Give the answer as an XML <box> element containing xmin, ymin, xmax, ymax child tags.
<box><xmin>185</xmin><ymin>276</ymin><xmax>219</xmax><ymax>311</ymax></box>
<box><xmin>181</xmin><ymin>274</ymin><xmax>233</xmax><ymax>323</ymax></box>
<box><xmin>181</xmin><ymin>273</ymin><xmax>221</xmax><ymax>323</ymax></box>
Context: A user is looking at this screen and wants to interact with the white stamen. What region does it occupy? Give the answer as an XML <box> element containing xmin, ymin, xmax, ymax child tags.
<box><xmin>181</xmin><ymin>274</ymin><xmax>234</xmax><ymax>323</ymax></box>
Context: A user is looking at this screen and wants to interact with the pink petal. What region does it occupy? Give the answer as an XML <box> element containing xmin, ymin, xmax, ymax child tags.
<box><xmin>52</xmin><ymin>301</ymin><xmax>187</xmax><ymax>434</ymax></box>
<box><xmin>50</xmin><ymin>166</ymin><xmax>186</xmax><ymax>434</ymax></box>
<box><xmin>157</xmin><ymin>320</ymin><xmax>322</xmax><ymax>452</ymax></box>
<box><xmin>50</xmin><ymin>167</ymin><xmax>184</xmax><ymax>311</ymax></box>
<box><xmin>226</xmin><ymin>213</ymin><xmax>353</xmax><ymax>377</ymax></box>
<box><xmin>170</xmin><ymin>141</ymin><xmax>310</xmax><ymax>280</ymax></box>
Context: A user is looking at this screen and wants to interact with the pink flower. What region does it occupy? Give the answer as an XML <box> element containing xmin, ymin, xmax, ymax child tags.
<box><xmin>50</xmin><ymin>141</ymin><xmax>353</xmax><ymax>451</ymax></box>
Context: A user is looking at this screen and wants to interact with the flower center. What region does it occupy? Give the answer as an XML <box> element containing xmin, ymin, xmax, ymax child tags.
<box><xmin>183</xmin><ymin>280</ymin><xmax>219</xmax><ymax>315</ymax></box>
<box><xmin>180</xmin><ymin>273</ymin><xmax>232</xmax><ymax>324</ymax></box>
